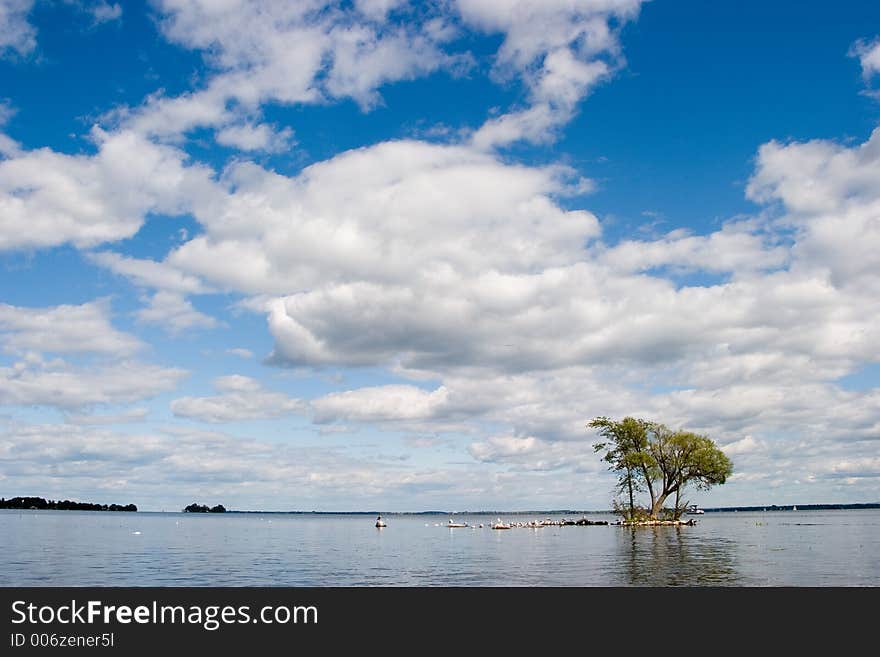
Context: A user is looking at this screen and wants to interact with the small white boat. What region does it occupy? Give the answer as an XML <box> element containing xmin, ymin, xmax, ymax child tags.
<box><xmin>375</xmin><ymin>515</ymin><xmax>386</xmax><ymax>528</ymax></box>
<box><xmin>685</xmin><ymin>504</ymin><xmax>705</xmax><ymax>515</ymax></box>
<box><xmin>491</xmin><ymin>518</ymin><xmax>511</xmax><ymax>530</ymax></box>
<box><xmin>447</xmin><ymin>519</ymin><xmax>468</xmax><ymax>528</ymax></box>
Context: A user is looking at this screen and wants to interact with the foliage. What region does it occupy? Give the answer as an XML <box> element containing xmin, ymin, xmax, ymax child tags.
<box><xmin>590</xmin><ymin>416</ymin><xmax>651</xmax><ymax>518</ymax></box>
<box><xmin>183</xmin><ymin>502</ymin><xmax>227</xmax><ymax>513</ymax></box>
<box><xmin>589</xmin><ymin>417</ymin><xmax>733</xmax><ymax>520</ymax></box>
<box><xmin>0</xmin><ymin>496</ymin><xmax>136</xmax><ymax>512</ymax></box>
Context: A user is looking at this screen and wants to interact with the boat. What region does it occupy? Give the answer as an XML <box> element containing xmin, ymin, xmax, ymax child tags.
<box><xmin>375</xmin><ymin>515</ymin><xmax>386</xmax><ymax>528</ymax></box>
<box><xmin>491</xmin><ymin>518</ymin><xmax>511</xmax><ymax>530</ymax></box>
<box><xmin>685</xmin><ymin>504</ymin><xmax>705</xmax><ymax>515</ymax></box>
<box><xmin>447</xmin><ymin>519</ymin><xmax>468</xmax><ymax>528</ymax></box>
<box><xmin>792</xmin><ymin>505</ymin><xmax>797</xmax><ymax>511</ymax></box>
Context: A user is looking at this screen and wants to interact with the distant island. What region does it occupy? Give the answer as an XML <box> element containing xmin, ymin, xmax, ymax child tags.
<box><xmin>703</xmin><ymin>503</ymin><xmax>880</xmax><ymax>512</ymax></box>
<box><xmin>0</xmin><ymin>496</ymin><xmax>137</xmax><ymax>512</ymax></box>
<box><xmin>183</xmin><ymin>503</ymin><xmax>226</xmax><ymax>513</ymax></box>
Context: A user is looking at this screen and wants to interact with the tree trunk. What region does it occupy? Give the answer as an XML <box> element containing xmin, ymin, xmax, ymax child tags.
<box><xmin>639</xmin><ymin>464</ymin><xmax>656</xmax><ymax>517</ymax></box>
<box><xmin>650</xmin><ymin>491</ymin><xmax>670</xmax><ymax>519</ymax></box>
<box><xmin>626</xmin><ymin>468</ymin><xmax>634</xmax><ymax>520</ymax></box>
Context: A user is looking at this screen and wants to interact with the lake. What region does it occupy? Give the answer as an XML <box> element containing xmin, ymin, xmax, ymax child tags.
<box><xmin>2</xmin><ymin>509</ymin><xmax>878</xmax><ymax>586</ymax></box>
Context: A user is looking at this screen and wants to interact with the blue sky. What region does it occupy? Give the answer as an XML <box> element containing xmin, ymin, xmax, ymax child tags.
<box><xmin>1</xmin><ymin>0</ymin><xmax>879</xmax><ymax>511</ymax></box>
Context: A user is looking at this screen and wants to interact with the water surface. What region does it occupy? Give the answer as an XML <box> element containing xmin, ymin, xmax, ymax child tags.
<box><xmin>2</xmin><ymin>509</ymin><xmax>877</xmax><ymax>586</ymax></box>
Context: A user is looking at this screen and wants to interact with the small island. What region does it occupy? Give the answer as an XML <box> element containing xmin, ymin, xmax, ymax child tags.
<box><xmin>590</xmin><ymin>416</ymin><xmax>733</xmax><ymax>526</ymax></box>
<box><xmin>0</xmin><ymin>496</ymin><xmax>137</xmax><ymax>512</ymax></box>
<box><xmin>183</xmin><ymin>503</ymin><xmax>227</xmax><ymax>513</ymax></box>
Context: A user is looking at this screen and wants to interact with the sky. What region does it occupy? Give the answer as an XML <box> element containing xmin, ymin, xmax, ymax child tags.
<box><xmin>1</xmin><ymin>0</ymin><xmax>879</xmax><ymax>512</ymax></box>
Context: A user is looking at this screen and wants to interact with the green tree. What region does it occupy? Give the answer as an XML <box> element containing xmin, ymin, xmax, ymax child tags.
<box><xmin>589</xmin><ymin>416</ymin><xmax>651</xmax><ymax>520</ymax></box>
<box><xmin>646</xmin><ymin>426</ymin><xmax>733</xmax><ymax>519</ymax></box>
<box><xmin>590</xmin><ymin>417</ymin><xmax>733</xmax><ymax>520</ymax></box>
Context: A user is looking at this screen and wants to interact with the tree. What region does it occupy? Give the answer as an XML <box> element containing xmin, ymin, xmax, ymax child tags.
<box><xmin>589</xmin><ymin>416</ymin><xmax>651</xmax><ymax>520</ymax></box>
<box><xmin>645</xmin><ymin>425</ymin><xmax>732</xmax><ymax>519</ymax></box>
<box><xmin>589</xmin><ymin>417</ymin><xmax>733</xmax><ymax>520</ymax></box>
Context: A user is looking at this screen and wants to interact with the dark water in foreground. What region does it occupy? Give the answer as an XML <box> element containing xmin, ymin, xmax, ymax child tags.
<box><xmin>2</xmin><ymin>509</ymin><xmax>878</xmax><ymax>586</ymax></box>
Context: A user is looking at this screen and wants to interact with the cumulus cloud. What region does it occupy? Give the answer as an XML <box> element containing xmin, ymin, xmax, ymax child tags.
<box><xmin>0</xmin><ymin>355</ymin><xmax>186</xmax><ymax>409</ymax></box>
<box><xmin>0</xmin><ymin>1</ymin><xmax>122</xmax><ymax>59</ymax></box>
<box><xmin>65</xmin><ymin>407</ymin><xmax>150</xmax><ymax>425</ymax></box>
<box><xmin>215</xmin><ymin>122</ymin><xmax>294</xmax><ymax>153</ymax></box>
<box><xmin>135</xmin><ymin>291</ymin><xmax>218</xmax><ymax>335</ymax></box>
<box><xmin>2</xmin><ymin>6</ymin><xmax>879</xmax><ymax>507</ymax></box>
<box><xmin>0</xmin><ymin>300</ymin><xmax>141</xmax><ymax>356</ymax></box>
<box><xmin>89</xmin><ymin>251</ymin><xmax>211</xmax><ymax>295</ymax></box>
<box><xmin>115</xmin><ymin>0</ymin><xmax>461</xmax><ymax>142</ymax></box>
<box><xmin>311</xmin><ymin>384</ymin><xmax>451</xmax><ymax>423</ymax></box>
<box><xmin>0</xmin><ymin>419</ymin><xmax>635</xmax><ymax>510</ymax></box>
<box><xmin>79</xmin><ymin>1</ymin><xmax>121</xmax><ymax>25</ymax></box>
<box><xmin>0</xmin><ymin>0</ymin><xmax>36</xmax><ymax>57</ymax></box>
<box><xmin>171</xmin><ymin>375</ymin><xmax>304</xmax><ymax>423</ymax></box>
<box><xmin>599</xmin><ymin>220</ymin><xmax>788</xmax><ymax>275</ymax></box>
<box><xmin>0</xmin><ymin>128</ymin><xmax>215</xmax><ymax>251</ymax></box>
<box><xmin>851</xmin><ymin>38</ymin><xmax>880</xmax><ymax>79</ymax></box>
<box><xmin>468</xmin><ymin>432</ymin><xmax>611</xmax><ymax>473</ymax></box>
<box><xmin>156</xmin><ymin>140</ymin><xmax>599</xmax><ymax>370</ymax></box>
<box><xmin>460</xmin><ymin>0</ymin><xmax>645</xmax><ymax>148</ymax></box>
<box><xmin>106</xmin><ymin>1</ymin><xmax>642</xmax><ymax>150</ymax></box>
<box><xmin>148</xmin><ymin>121</ymin><xmax>880</xmax><ymax>502</ymax></box>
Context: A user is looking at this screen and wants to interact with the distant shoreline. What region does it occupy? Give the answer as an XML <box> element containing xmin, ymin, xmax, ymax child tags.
<box><xmin>2</xmin><ymin>501</ymin><xmax>877</xmax><ymax>514</ymax></box>
<box><xmin>0</xmin><ymin>496</ymin><xmax>136</xmax><ymax>512</ymax></box>
<box><xmin>213</xmin><ymin>502</ymin><xmax>880</xmax><ymax>515</ymax></box>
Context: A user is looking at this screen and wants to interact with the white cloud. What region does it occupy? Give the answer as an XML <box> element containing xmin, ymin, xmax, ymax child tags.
<box><xmin>135</xmin><ymin>291</ymin><xmax>218</xmax><ymax>335</ymax></box>
<box><xmin>89</xmin><ymin>252</ymin><xmax>211</xmax><ymax>294</ymax></box>
<box><xmin>459</xmin><ymin>0</ymin><xmax>644</xmax><ymax>148</ymax></box>
<box><xmin>215</xmin><ymin>122</ymin><xmax>294</xmax><ymax>153</ymax></box>
<box><xmin>0</xmin><ymin>300</ymin><xmax>141</xmax><ymax>356</ymax></box>
<box><xmin>599</xmin><ymin>220</ymin><xmax>788</xmax><ymax>275</ymax></box>
<box><xmin>0</xmin><ymin>1</ymin><xmax>122</xmax><ymax>59</ymax></box>
<box><xmin>82</xmin><ymin>1</ymin><xmax>121</xmax><ymax>24</ymax></box>
<box><xmin>226</xmin><ymin>348</ymin><xmax>254</xmax><ymax>359</ymax></box>
<box><xmin>468</xmin><ymin>433</ymin><xmax>599</xmax><ymax>472</ymax></box>
<box><xmin>148</xmin><ymin>121</ymin><xmax>880</xmax><ymax>503</ymax></box>
<box><xmin>851</xmin><ymin>38</ymin><xmax>880</xmax><ymax>79</ymax></box>
<box><xmin>717</xmin><ymin>436</ymin><xmax>761</xmax><ymax>456</ymax></box>
<box><xmin>0</xmin><ymin>355</ymin><xmax>186</xmax><ymax>409</ymax></box>
<box><xmin>171</xmin><ymin>375</ymin><xmax>304</xmax><ymax>423</ymax></box>
<box><xmin>355</xmin><ymin>0</ymin><xmax>403</xmax><ymax>21</ymax></box>
<box><xmin>311</xmin><ymin>384</ymin><xmax>450</xmax><ymax>423</ymax></box>
<box><xmin>0</xmin><ymin>0</ymin><xmax>36</xmax><ymax>57</ymax></box>
<box><xmin>0</xmin><ymin>101</ymin><xmax>20</xmax><ymax>157</ymax></box>
<box><xmin>0</xmin><ymin>128</ymin><xmax>216</xmax><ymax>251</ymax></box>
<box><xmin>746</xmin><ymin>129</ymin><xmax>880</xmax><ymax>317</ymax></box>
<box><xmin>0</xmin><ymin>421</ymin><xmax>504</xmax><ymax>510</ymax></box>
<box><xmin>117</xmin><ymin>1</ymin><xmax>460</xmax><ymax>142</ymax></box>
<box><xmin>1</xmin><ymin>7</ymin><xmax>878</xmax><ymax>507</ymax></box>
<box><xmin>65</xmin><ymin>407</ymin><xmax>150</xmax><ymax>425</ymax></box>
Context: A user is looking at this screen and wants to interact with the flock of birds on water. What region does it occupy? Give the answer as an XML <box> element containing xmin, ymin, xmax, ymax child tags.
<box><xmin>375</xmin><ymin>516</ymin><xmax>609</xmax><ymax>530</ymax></box>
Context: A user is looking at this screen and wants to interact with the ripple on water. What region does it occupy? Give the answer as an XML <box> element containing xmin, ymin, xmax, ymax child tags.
<box><xmin>1</xmin><ymin>510</ymin><xmax>878</xmax><ymax>585</ymax></box>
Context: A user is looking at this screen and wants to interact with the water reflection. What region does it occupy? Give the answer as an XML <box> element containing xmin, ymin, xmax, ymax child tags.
<box><xmin>614</xmin><ymin>526</ymin><xmax>741</xmax><ymax>586</ymax></box>
<box><xmin>2</xmin><ymin>510</ymin><xmax>877</xmax><ymax>585</ymax></box>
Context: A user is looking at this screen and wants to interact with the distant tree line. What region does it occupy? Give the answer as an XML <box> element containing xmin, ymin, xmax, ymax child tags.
<box><xmin>0</xmin><ymin>496</ymin><xmax>137</xmax><ymax>512</ymax></box>
<box><xmin>183</xmin><ymin>503</ymin><xmax>227</xmax><ymax>513</ymax></box>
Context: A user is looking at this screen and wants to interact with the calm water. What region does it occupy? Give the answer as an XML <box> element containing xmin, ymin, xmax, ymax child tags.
<box><xmin>2</xmin><ymin>509</ymin><xmax>878</xmax><ymax>586</ymax></box>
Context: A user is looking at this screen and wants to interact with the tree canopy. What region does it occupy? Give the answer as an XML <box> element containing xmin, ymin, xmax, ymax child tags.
<box><xmin>589</xmin><ymin>417</ymin><xmax>733</xmax><ymax>520</ymax></box>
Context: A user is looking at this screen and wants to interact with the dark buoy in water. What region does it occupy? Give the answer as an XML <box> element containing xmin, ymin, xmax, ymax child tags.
<box><xmin>375</xmin><ymin>514</ymin><xmax>386</xmax><ymax>528</ymax></box>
